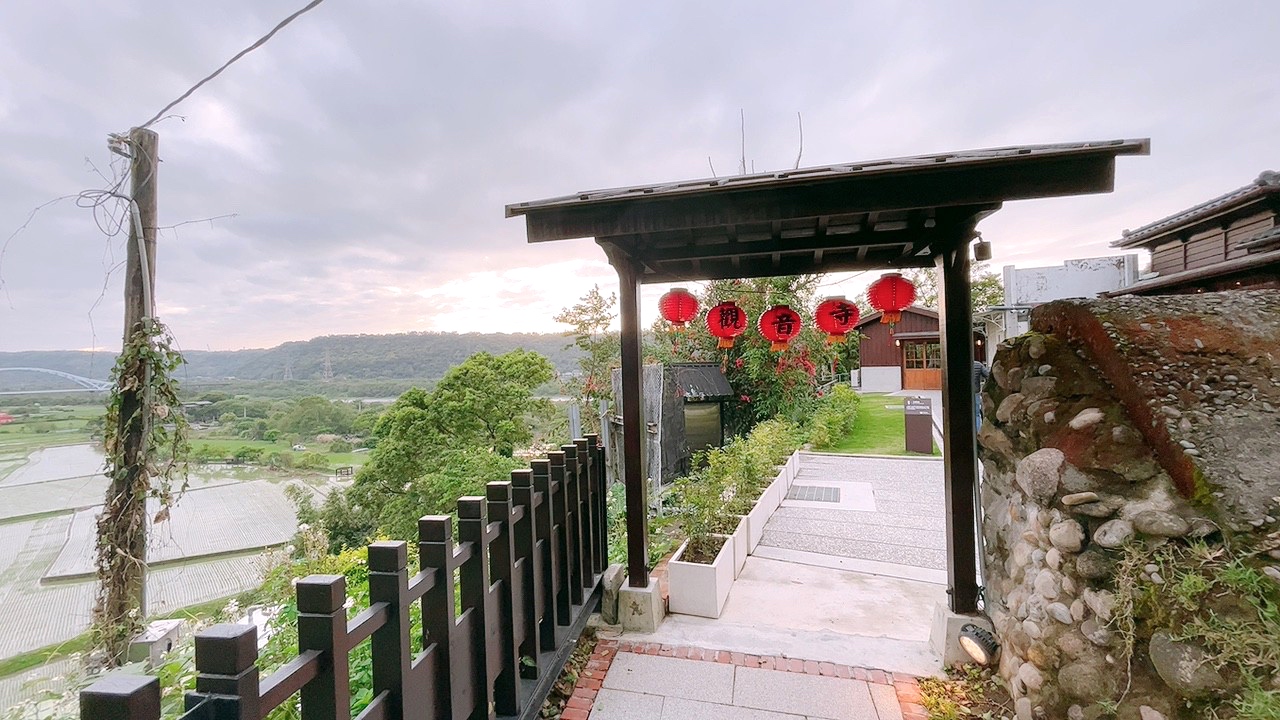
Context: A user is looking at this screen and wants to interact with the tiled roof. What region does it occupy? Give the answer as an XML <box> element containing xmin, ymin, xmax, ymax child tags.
<box><xmin>1112</xmin><ymin>171</ymin><xmax>1280</xmax><ymax>249</ymax></box>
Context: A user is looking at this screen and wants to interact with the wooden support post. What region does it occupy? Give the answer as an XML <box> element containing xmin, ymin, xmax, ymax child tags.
<box><xmin>604</xmin><ymin>245</ymin><xmax>649</xmax><ymax>588</ymax></box>
<box><xmin>937</xmin><ymin>240</ymin><xmax>981</xmax><ymax>614</ymax></box>
<box><xmin>574</xmin><ymin>438</ymin><xmax>597</xmax><ymax>583</ymax></box>
<box><xmin>585</xmin><ymin>434</ymin><xmax>607</xmax><ymax>573</ymax></box>
<box><xmin>297</xmin><ymin>575</ymin><xmax>351</xmax><ymax>720</ymax></box>
<box><xmin>368</xmin><ymin>541</ymin><xmax>416</xmax><ymax>720</ymax></box>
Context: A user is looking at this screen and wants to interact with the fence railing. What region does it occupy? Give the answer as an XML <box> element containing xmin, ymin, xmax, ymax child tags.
<box><xmin>80</xmin><ymin>434</ymin><xmax>609</xmax><ymax>720</ymax></box>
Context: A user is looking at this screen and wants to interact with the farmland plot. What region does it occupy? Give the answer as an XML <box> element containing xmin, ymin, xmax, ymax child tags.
<box><xmin>47</xmin><ymin>481</ymin><xmax>296</xmax><ymax>579</ymax></box>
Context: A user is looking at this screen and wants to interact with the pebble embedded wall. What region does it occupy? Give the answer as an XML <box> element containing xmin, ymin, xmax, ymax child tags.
<box><xmin>976</xmin><ymin>290</ymin><xmax>1280</xmax><ymax>720</ymax></box>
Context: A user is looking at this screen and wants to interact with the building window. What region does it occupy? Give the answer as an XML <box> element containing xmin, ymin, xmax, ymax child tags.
<box><xmin>904</xmin><ymin>342</ymin><xmax>942</xmax><ymax>369</ymax></box>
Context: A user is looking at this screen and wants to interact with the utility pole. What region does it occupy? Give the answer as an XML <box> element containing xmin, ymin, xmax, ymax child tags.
<box><xmin>107</xmin><ymin>126</ymin><xmax>159</xmax><ymax>632</ymax></box>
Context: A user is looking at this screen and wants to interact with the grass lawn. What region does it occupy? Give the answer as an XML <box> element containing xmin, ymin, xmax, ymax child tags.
<box><xmin>189</xmin><ymin>435</ymin><xmax>370</xmax><ymax>469</ymax></box>
<box><xmin>829</xmin><ymin>393</ymin><xmax>940</xmax><ymax>456</ymax></box>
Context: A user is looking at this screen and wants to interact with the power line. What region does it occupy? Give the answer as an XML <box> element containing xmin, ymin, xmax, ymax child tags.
<box><xmin>139</xmin><ymin>0</ymin><xmax>331</xmax><ymax>129</ymax></box>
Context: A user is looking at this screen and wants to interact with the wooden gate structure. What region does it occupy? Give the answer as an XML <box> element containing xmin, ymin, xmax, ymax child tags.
<box><xmin>506</xmin><ymin>139</ymin><xmax>1148</xmax><ymax>615</ymax></box>
<box><xmin>80</xmin><ymin>436</ymin><xmax>608</xmax><ymax>720</ymax></box>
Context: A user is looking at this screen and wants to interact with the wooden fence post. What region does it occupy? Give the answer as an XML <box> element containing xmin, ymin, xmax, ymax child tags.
<box><xmin>297</xmin><ymin>575</ymin><xmax>351</xmax><ymax>720</ymax></box>
<box><xmin>368</xmin><ymin>541</ymin><xmax>417</xmax><ymax>720</ymax></box>
<box><xmin>457</xmin><ymin>497</ymin><xmax>493</xmax><ymax>720</ymax></box>
<box><xmin>80</xmin><ymin>675</ymin><xmax>160</xmax><ymax>720</ymax></box>
<box><xmin>530</xmin><ymin>459</ymin><xmax>560</xmax><ymax>647</ymax></box>
<box><xmin>574</xmin><ymin>439</ymin><xmax>597</xmax><ymax>585</ymax></box>
<box><xmin>585</xmin><ymin>433</ymin><xmax>607</xmax><ymax>573</ymax></box>
<box><xmin>486</xmin><ymin>481</ymin><xmax>520</xmax><ymax>716</ymax></box>
<box><xmin>510</xmin><ymin>469</ymin><xmax>542</xmax><ymax>675</ymax></box>
<box><xmin>186</xmin><ymin>623</ymin><xmax>260</xmax><ymax>719</ymax></box>
<box><xmin>547</xmin><ymin>451</ymin><xmax>573</xmax><ymax>623</ymax></box>
<box><xmin>419</xmin><ymin>515</ymin><xmax>456</xmax><ymax>719</ymax></box>
<box><xmin>560</xmin><ymin>444</ymin><xmax>585</xmax><ymax>606</ymax></box>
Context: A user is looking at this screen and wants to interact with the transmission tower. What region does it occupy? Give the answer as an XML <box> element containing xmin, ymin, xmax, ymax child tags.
<box><xmin>322</xmin><ymin>351</ymin><xmax>334</xmax><ymax>382</ymax></box>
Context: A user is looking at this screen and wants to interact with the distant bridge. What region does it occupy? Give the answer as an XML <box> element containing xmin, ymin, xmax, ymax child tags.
<box><xmin>0</xmin><ymin>367</ymin><xmax>112</xmax><ymax>394</ymax></box>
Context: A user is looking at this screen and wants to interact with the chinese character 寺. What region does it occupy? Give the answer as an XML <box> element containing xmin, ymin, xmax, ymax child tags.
<box><xmin>832</xmin><ymin>302</ymin><xmax>854</xmax><ymax>326</ymax></box>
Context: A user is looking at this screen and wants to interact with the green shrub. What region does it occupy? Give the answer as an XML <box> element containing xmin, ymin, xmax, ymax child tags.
<box><xmin>807</xmin><ymin>385</ymin><xmax>860</xmax><ymax>450</ymax></box>
<box><xmin>670</xmin><ymin>418</ymin><xmax>804</xmax><ymax>562</ymax></box>
<box><xmin>329</xmin><ymin>439</ymin><xmax>354</xmax><ymax>453</ymax></box>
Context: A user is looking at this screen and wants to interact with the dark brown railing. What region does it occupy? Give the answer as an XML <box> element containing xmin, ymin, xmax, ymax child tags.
<box><xmin>80</xmin><ymin>435</ymin><xmax>608</xmax><ymax>720</ymax></box>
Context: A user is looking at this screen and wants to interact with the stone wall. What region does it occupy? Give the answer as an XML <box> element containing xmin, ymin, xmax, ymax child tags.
<box><xmin>977</xmin><ymin>290</ymin><xmax>1280</xmax><ymax>720</ymax></box>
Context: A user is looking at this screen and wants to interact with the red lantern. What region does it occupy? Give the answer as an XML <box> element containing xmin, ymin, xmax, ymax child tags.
<box><xmin>759</xmin><ymin>305</ymin><xmax>802</xmax><ymax>352</ymax></box>
<box><xmin>866</xmin><ymin>273</ymin><xmax>916</xmax><ymax>327</ymax></box>
<box><xmin>814</xmin><ymin>296</ymin><xmax>860</xmax><ymax>345</ymax></box>
<box><xmin>658</xmin><ymin>288</ymin><xmax>699</xmax><ymax>331</ymax></box>
<box><xmin>706</xmin><ymin>301</ymin><xmax>748</xmax><ymax>348</ymax></box>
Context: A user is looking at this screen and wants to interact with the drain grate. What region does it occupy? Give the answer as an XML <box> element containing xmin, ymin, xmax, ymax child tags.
<box><xmin>787</xmin><ymin>485</ymin><xmax>841</xmax><ymax>503</ymax></box>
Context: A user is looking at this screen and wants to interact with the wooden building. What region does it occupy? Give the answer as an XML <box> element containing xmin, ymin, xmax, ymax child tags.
<box><xmin>1109</xmin><ymin>170</ymin><xmax>1279</xmax><ymax>295</ymax></box>
<box><xmin>856</xmin><ymin>306</ymin><xmax>987</xmax><ymax>392</ymax></box>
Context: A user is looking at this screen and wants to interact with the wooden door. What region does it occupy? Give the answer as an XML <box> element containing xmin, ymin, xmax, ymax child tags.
<box><xmin>902</xmin><ymin>341</ymin><xmax>942</xmax><ymax>390</ymax></box>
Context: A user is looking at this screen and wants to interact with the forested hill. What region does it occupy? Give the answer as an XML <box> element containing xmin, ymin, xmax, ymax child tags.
<box><xmin>1</xmin><ymin>332</ymin><xmax>582</xmax><ymax>382</ymax></box>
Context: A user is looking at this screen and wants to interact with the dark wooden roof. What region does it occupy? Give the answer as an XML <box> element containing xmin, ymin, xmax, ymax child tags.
<box><xmin>507</xmin><ymin>139</ymin><xmax>1148</xmax><ymax>284</ymax></box>
<box><xmin>670</xmin><ymin>363</ymin><xmax>733</xmax><ymax>400</ymax></box>
<box><xmin>853</xmin><ymin>305</ymin><xmax>939</xmax><ymax>329</ymax></box>
<box><xmin>1112</xmin><ymin>170</ymin><xmax>1280</xmax><ymax>249</ymax></box>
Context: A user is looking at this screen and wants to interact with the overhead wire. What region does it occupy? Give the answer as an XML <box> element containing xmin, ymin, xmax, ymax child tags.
<box><xmin>138</xmin><ymin>0</ymin><xmax>330</xmax><ymax>129</ymax></box>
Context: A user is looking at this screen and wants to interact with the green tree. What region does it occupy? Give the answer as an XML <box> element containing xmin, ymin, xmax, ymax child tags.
<box><xmin>650</xmin><ymin>276</ymin><xmax>837</xmax><ymax>436</ymax></box>
<box><xmin>273</xmin><ymin>396</ymin><xmax>356</xmax><ymax>437</ymax></box>
<box><xmin>554</xmin><ymin>286</ymin><xmax>619</xmax><ymax>431</ymax></box>
<box><xmin>314</xmin><ymin>350</ymin><xmax>557</xmax><ymax>550</ymax></box>
<box><xmin>903</xmin><ymin>262</ymin><xmax>1004</xmax><ymax>313</ymax></box>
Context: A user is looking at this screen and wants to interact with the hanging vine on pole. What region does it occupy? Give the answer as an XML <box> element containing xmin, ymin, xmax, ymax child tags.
<box><xmin>91</xmin><ymin>127</ymin><xmax>190</xmax><ymax>667</ymax></box>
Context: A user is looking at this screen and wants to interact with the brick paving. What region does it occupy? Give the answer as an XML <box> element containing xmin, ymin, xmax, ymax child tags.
<box><xmin>566</xmin><ymin>638</ymin><xmax>926</xmax><ymax>720</ymax></box>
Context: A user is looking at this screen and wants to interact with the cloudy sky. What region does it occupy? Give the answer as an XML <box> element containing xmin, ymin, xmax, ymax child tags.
<box><xmin>0</xmin><ymin>1</ymin><xmax>1276</xmax><ymax>352</ymax></box>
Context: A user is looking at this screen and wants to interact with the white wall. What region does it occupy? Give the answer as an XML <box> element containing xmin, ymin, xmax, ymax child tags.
<box><xmin>1003</xmin><ymin>255</ymin><xmax>1139</xmax><ymax>306</ymax></box>
<box><xmin>859</xmin><ymin>365</ymin><xmax>902</xmax><ymax>393</ymax></box>
<box><xmin>992</xmin><ymin>255</ymin><xmax>1141</xmax><ymax>344</ymax></box>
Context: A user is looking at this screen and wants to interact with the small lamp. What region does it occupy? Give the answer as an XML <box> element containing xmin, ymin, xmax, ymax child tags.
<box><xmin>894</xmin><ymin>339</ymin><xmax>901</xmax><ymax>347</ymax></box>
<box><xmin>973</xmin><ymin>235</ymin><xmax>993</xmax><ymax>262</ymax></box>
<box><xmin>958</xmin><ymin>623</ymin><xmax>999</xmax><ymax>665</ymax></box>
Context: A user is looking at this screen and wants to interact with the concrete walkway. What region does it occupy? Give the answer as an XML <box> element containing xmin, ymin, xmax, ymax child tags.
<box><xmin>574</xmin><ymin>639</ymin><xmax>926</xmax><ymax>720</ymax></box>
<box><xmin>595</xmin><ymin>451</ymin><xmax>951</xmax><ymax>720</ymax></box>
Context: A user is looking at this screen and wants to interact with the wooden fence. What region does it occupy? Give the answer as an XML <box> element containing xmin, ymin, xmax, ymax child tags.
<box><xmin>80</xmin><ymin>435</ymin><xmax>609</xmax><ymax>720</ymax></box>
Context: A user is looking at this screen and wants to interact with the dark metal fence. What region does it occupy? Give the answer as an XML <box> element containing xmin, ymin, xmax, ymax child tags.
<box><xmin>80</xmin><ymin>435</ymin><xmax>608</xmax><ymax>720</ymax></box>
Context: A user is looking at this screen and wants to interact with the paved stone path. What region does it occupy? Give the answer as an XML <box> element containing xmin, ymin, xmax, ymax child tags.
<box><xmin>756</xmin><ymin>452</ymin><xmax>947</xmax><ymax>583</ymax></box>
<box><xmin>575</xmin><ymin>640</ymin><xmax>926</xmax><ymax>720</ymax></box>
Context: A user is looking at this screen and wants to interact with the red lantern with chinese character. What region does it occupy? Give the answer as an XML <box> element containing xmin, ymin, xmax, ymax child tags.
<box><xmin>759</xmin><ymin>304</ymin><xmax>802</xmax><ymax>352</ymax></box>
<box><xmin>706</xmin><ymin>301</ymin><xmax>748</xmax><ymax>348</ymax></box>
<box><xmin>866</xmin><ymin>273</ymin><xmax>916</xmax><ymax>328</ymax></box>
<box><xmin>814</xmin><ymin>296</ymin><xmax>860</xmax><ymax>345</ymax></box>
<box><xmin>658</xmin><ymin>288</ymin><xmax>699</xmax><ymax>331</ymax></box>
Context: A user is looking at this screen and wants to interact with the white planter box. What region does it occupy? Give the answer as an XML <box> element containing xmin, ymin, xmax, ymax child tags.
<box><xmin>746</xmin><ymin>488</ymin><xmax>773</xmax><ymax>551</ymax></box>
<box><xmin>667</xmin><ymin>535</ymin><xmax>734</xmax><ymax>619</ymax></box>
<box><xmin>731</xmin><ymin>516</ymin><xmax>748</xmax><ymax>578</ymax></box>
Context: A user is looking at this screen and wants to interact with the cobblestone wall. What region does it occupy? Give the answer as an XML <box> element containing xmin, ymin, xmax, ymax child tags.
<box><xmin>977</xmin><ymin>290</ymin><xmax>1280</xmax><ymax>720</ymax></box>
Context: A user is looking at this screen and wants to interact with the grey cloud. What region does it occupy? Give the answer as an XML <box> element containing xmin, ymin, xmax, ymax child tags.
<box><xmin>1</xmin><ymin>0</ymin><xmax>1278</xmax><ymax>350</ymax></box>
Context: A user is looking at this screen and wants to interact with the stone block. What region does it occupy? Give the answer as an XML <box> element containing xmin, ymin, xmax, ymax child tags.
<box><xmin>601</xmin><ymin>564</ymin><xmax>625</xmax><ymax>625</ymax></box>
<box><xmin>618</xmin><ymin>579</ymin><xmax>664</xmax><ymax>633</ymax></box>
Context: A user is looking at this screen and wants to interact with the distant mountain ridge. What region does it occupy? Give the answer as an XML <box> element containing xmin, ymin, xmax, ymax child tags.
<box><xmin>0</xmin><ymin>332</ymin><xmax>582</xmax><ymax>384</ymax></box>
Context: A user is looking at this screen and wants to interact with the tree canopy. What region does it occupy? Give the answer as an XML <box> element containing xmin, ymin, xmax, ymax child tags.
<box><xmin>903</xmin><ymin>262</ymin><xmax>1005</xmax><ymax>313</ymax></box>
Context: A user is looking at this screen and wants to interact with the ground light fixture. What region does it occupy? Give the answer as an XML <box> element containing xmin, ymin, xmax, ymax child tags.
<box><xmin>958</xmin><ymin>623</ymin><xmax>1000</xmax><ymax>665</ymax></box>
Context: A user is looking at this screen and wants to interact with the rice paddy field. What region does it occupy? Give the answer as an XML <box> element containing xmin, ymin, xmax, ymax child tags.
<box><xmin>0</xmin><ymin>437</ymin><xmax>315</xmax><ymax>668</ymax></box>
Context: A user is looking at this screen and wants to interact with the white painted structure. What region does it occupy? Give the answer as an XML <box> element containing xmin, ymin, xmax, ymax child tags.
<box><xmin>980</xmin><ymin>255</ymin><xmax>1140</xmax><ymax>346</ymax></box>
<box><xmin>858</xmin><ymin>365</ymin><xmax>903</xmax><ymax>393</ymax></box>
